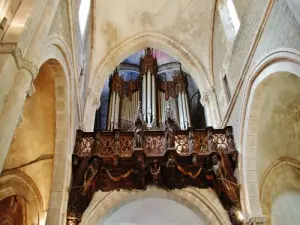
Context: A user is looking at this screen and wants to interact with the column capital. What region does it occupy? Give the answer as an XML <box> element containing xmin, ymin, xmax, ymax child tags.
<box><xmin>86</xmin><ymin>88</ymin><xmax>100</xmax><ymax>109</ymax></box>
<box><xmin>93</xmin><ymin>96</ymin><xmax>100</xmax><ymax>109</ymax></box>
<box><xmin>0</xmin><ymin>42</ymin><xmax>39</xmax><ymax>79</ymax></box>
<box><xmin>200</xmin><ymin>90</ymin><xmax>214</xmax><ymax>106</ymax></box>
<box><xmin>246</xmin><ymin>216</ymin><xmax>266</xmax><ymax>225</ymax></box>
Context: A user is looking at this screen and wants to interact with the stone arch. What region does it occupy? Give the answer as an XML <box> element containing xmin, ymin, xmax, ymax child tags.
<box><xmin>239</xmin><ymin>48</ymin><xmax>300</xmax><ymax>220</ymax></box>
<box><xmin>84</xmin><ymin>31</ymin><xmax>220</xmax><ymax>131</ymax></box>
<box><xmin>260</xmin><ymin>158</ymin><xmax>300</xmax><ymax>224</ymax></box>
<box><xmin>37</xmin><ymin>41</ymin><xmax>74</xmax><ymax>225</ymax></box>
<box><xmin>0</xmin><ymin>170</ymin><xmax>44</xmax><ymax>225</ymax></box>
<box><xmin>81</xmin><ymin>187</ymin><xmax>231</xmax><ymax>225</ymax></box>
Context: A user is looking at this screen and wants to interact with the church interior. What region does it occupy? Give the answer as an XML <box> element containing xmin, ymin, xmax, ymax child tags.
<box><xmin>0</xmin><ymin>0</ymin><xmax>299</xmax><ymax>225</ymax></box>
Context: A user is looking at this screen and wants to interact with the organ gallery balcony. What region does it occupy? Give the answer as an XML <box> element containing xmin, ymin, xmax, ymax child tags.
<box><xmin>68</xmin><ymin>122</ymin><xmax>242</xmax><ymax>225</ymax></box>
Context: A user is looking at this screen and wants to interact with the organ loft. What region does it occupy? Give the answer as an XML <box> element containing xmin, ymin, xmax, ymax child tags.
<box><xmin>68</xmin><ymin>49</ymin><xmax>243</xmax><ymax>225</ymax></box>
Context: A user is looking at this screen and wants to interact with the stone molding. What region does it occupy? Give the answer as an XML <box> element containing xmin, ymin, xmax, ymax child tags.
<box><xmin>0</xmin><ymin>42</ymin><xmax>39</xmax><ymax>79</ymax></box>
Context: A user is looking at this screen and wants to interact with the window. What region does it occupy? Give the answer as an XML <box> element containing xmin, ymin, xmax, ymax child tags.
<box><xmin>222</xmin><ymin>74</ymin><xmax>231</xmax><ymax>101</ymax></box>
<box><xmin>218</xmin><ymin>0</ymin><xmax>240</xmax><ymax>41</ymax></box>
<box><xmin>79</xmin><ymin>0</ymin><xmax>91</xmax><ymax>36</ymax></box>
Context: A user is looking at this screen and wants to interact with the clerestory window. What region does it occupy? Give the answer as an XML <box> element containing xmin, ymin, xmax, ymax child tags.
<box><xmin>218</xmin><ymin>0</ymin><xmax>240</xmax><ymax>42</ymax></box>
<box><xmin>79</xmin><ymin>0</ymin><xmax>91</xmax><ymax>37</ymax></box>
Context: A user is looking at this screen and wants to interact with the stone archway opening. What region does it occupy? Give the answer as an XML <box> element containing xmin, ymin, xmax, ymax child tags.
<box><xmin>93</xmin><ymin>48</ymin><xmax>207</xmax><ymax>132</ymax></box>
<box><xmin>241</xmin><ymin>57</ymin><xmax>300</xmax><ymax>224</ymax></box>
<box><xmin>3</xmin><ymin>61</ymin><xmax>56</xmax><ymax>221</ymax></box>
<box><xmin>81</xmin><ymin>187</ymin><xmax>231</xmax><ymax>225</ymax></box>
<box><xmin>239</xmin><ymin>53</ymin><xmax>300</xmax><ymax>222</ymax></box>
<box><xmin>102</xmin><ymin>198</ymin><xmax>207</xmax><ymax>225</ymax></box>
<box><xmin>1</xmin><ymin>56</ymin><xmax>70</xmax><ymax>225</ymax></box>
<box><xmin>0</xmin><ymin>195</ymin><xmax>27</xmax><ymax>225</ymax></box>
<box><xmin>84</xmin><ymin>32</ymin><xmax>220</xmax><ymax>131</ymax></box>
<box><xmin>255</xmin><ymin>72</ymin><xmax>300</xmax><ymax>224</ymax></box>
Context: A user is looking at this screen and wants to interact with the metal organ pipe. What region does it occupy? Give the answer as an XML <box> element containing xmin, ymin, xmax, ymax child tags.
<box><xmin>184</xmin><ymin>93</ymin><xmax>190</xmax><ymax>127</ymax></box>
<box><xmin>177</xmin><ymin>93</ymin><xmax>184</xmax><ymax>130</ymax></box>
<box><xmin>152</xmin><ymin>74</ymin><xmax>156</xmax><ymax>126</ymax></box>
<box><xmin>114</xmin><ymin>93</ymin><xmax>119</xmax><ymax>128</ymax></box>
<box><xmin>147</xmin><ymin>71</ymin><xmax>151</xmax><ymax>126</ymax></box>
<box><xmin>142</xmin><ymin>76</ymin><xmax>146</xmax><ymax>121</ymax></box>
<box><xmin>110</xmin><ymin>92</ymin><xmax>116</xmax><ymax>130</ymax></box>
<box><xmin>181</xmin><ymin>92</ymin><xmax>187</xmax><ymax>129</ymax></box>
<box><xmin>108</xmin><ymin>92</ymin><xmax>113</xmax><ymax>130</ymax></box>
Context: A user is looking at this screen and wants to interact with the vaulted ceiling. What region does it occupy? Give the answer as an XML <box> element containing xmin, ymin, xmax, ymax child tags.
<box><xmin>92</xmin><ymin>0</ymin><xmax>214</xmax><ymax>79</ymax></box>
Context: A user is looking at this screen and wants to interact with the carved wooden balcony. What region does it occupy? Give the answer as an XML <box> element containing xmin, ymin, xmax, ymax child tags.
<box><xmin>67</xmin><ymin>126</ymin><xmax>243</xmax><ymax>225</ymax></box>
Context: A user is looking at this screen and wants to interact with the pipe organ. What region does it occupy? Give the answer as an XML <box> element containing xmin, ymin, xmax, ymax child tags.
<box><xmin>106</xmin><ymin>48</ymin><xmax>191</xmax><ymax>131</ymax></box>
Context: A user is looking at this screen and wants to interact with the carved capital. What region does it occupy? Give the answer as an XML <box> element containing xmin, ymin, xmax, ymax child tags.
<box><xmin>247</xmin><ymin>216</ymin><xmax>266</xmax><ymax>225</ymax></box>
<box><xmin>200</xmin><ymin>91</ymin><xmax>211</xmax><ymax>107</ymax></box>
<box><xmin>0</xmin><ymin>42</ymin><xmax>38</xmax><ymax>79</ymax></box>
<box><xmin>92</xmin><ymin>96</ymin><xmax>100</xmax><ymax>109</ymax></box>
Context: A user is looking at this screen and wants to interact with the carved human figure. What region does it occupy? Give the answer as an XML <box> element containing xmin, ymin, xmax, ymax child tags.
<box><xmin>165</xmin><ymin>117</ymin><xmax>175</xmax><ymax>148</ymax></box>
<box><xmin>134</xmin><ymin>118</ymin><xmax>143</xmax><ymax>148</ymax></box>
<box><xmin>207</xmin><ymin>129</ymin><xmax>217</xmax><ymax>152</ymax></box>
<box><xmin>165</xmin><ymin>153</ymin><xmax>177</xmax><ymax>179</ymax></box>
<box><xmin>67</xmin><ymin>157</ymin><xmax>101</xmax><ymax>224</ymax></box>
<box><xmin>134</xmin><ymin>154</ymin><xmax>147</xmax><ymax>189</ymax></box>
<box><xmin>150</xmin><ymin>159</ymin><xmax>161</xmax><ymax>185</ymax></box>
<box><xmin>225</xmin><ymin>128</ymin><xmax>236</xmax><ymax>152</ymax></box>
<box><xmin>210</xmin><ymin>152</ymin><xmax>241</xmax><ymax>223</ymax></box>
<box><xmin>83</xmin><ymin>157</ymin><xmax>100</xmax><ymax>196</ymax></box>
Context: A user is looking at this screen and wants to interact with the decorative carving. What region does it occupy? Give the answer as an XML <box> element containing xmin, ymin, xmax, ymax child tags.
<box><xmin>175</xmin><ymin>134</ymin><xmax>189</xmax><ymax>155</ymax></box>
<box><xmin>144</xmin><ymin>134</ymin><xmax>164</xmax><ymax>156</ymax></box>
<box><xmin>0</xmin><ymin>43</ymin><xmax>38</xmax><ymax>79</ymax></box>
<box><xmin>140</xmin><ymin>48</ymin><xmax>158</xmax><ymax>75</ymax></box>
<box><xmin>150</xmin><ymin>159</ymin><xmax>162</xmax><ymax>185</ymax></box>
<box><xmin>200</xmin><ymin>91</ymin><xmax>211</xmax><ymax>107</ymax></box>
<box><xmin>133</xmin><ymin>153</ymin><xmax>148</xmax><ymax>189</ymax></box>
<box><xmin>134</xmin><ymin>102</ymin><xmax>145</xmax><ymax>148</ymax></box>
<box><xmin>67</xmin><ymin>127</ymin><xmax>241</xmax><ymax>224</ymax></box>
<box><xmin>165</xmin><ymin>117</ymin><xmax>176</xmax><ymax>149</ymax></box>
<box><xmin>194</xmin><ymin>132</ymin><xmax>208</xmax><ymax>153</ymax></box>
<box><xmin>78</xmin><ymin>137</ymin><xmax>94</xmax><ymax>157</ymax></box>
<box><xmin>67</xmin><ymin>156</ymin><xmax>102</xmax><ymax>224</ymax></box>
<box><xmin>207</xmin><ymin>152</ymin><xmax>242</xmax><ymax>225</ymax></box>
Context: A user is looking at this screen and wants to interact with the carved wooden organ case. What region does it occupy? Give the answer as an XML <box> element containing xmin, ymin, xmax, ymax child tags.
<box><xmin>67</xmin><ymin>49</ymin><xmax>243</xmax><ymax>225</ymax></box>
<box><xmin>107</xmin><ymin>48</ymin><xmax>191</xmax><ymax>131</ymax></box>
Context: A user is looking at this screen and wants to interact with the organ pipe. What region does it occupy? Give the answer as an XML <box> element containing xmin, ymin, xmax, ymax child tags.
<box><xmin>152</xmin><ymin>74</ymin><xmax>156</xmax><ymax>126</ymax></box>
<box><xmin>105</xmin><ymin>48</ymin><xmax>197</xmax><ymax>131</ymax></box>
<box><xmin>142</xmin><ymin>76</ymin><xmax>146</xmax><ymax>121</ymax></box>
<box><xmin>147</xmin><ymin>71</ymin><xmax>151</xmax><ymax>126</ymax></box>
<box><xmin>184</xmin><ymin>92</ymin><xmax>191</xmax><ymax>127</ymax></box>
<box><xmin>178</xmin><ymin>93</ymin><xmax>184</xmax><ymax>129</ymax></box>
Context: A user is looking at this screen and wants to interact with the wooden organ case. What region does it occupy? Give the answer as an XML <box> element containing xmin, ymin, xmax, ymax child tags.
<box><xmin>67</xmin><ymin>49</ymin><xmax>243</xmax><ymax>225</ymax></box>
<box><xmin>106</xmin><ymin>48</ymin><xmax>191</xmax><ymax>131</ymax></box>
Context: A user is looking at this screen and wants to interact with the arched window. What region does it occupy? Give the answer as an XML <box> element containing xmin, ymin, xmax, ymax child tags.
<box><xmin>79</xmin><ymin>0</ymin><xmax>91</xmax><ymax>36</ymax></box>
<box><xmin>218</xmin><ymin>0</ymin><xmax>240</xmax><ymax>42</ymax></box>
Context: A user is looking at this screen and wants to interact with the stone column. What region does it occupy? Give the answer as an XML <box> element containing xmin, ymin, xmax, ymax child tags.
<box><xmin>82</xmin><ymin>90</ymin><xmax>100</xmax><ymax>132</ymax></box>
<box><xmin>0</xmin><ymin>45</ymin><xmax>22</xmax><ymax>115</ymax></box>
<box><xmin>200</xmin><ymin>90</ymin><xmax>221</xmax><ymax>128</ymax></box>
<box><xmin>0</xmin><ymin>68</ymin><xmax>32</xmax><ymax>171</ymax></box>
